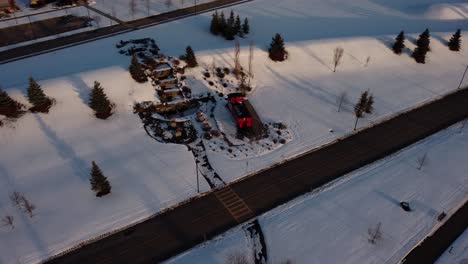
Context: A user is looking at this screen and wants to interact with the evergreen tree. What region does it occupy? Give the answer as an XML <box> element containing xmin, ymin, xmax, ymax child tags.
<box><xmin>129</xmin><ymin>55</ymin><xmax>147</xmax><ymax>83</ymax></box>
<box><xmin>234</xmin><ymin>15</ymin><xmax>241</xmax><ymax>35</ymax></box>
<box><xmin>210</xmin><ymin>11</ymin><xmax>220</xmax><ymax>35</ymax></box>
<box><xmin>412</xmin><ymin>29</ymin><xmax>431</xmax><ymax>64</ymax></box>
<box><xmin>242</xmin><ymin>18</ymin><xmax>250</xmax><ymax>35</ymax></box>
<box><xmin>89</xmin><ymin>161</ymin><xmax>111</xmax><ymax>197</ymax></box>
<box><xmin>228</xmin><ymin>10</ymin><xmax>235</xmax><ymax>29</ymax></box>
<box><xmin>416</xmin><ymin>29</ymin><xmax>431</xmax><ymax>51</ymax></box>
<box><xmin>268</xmin><ymin>33</ymin><xmax>287</xmax><ymax>62</ymax></box>
<box><xmin>89</xmin><ymin>81</ymin><xmax>113</xmax><ymax>119</ymax></box>
<box><xmin>354</xmin><ymin>91</ymin><xmax>374</xmax><ymax>130</ymax></box>
<box><xmin>392</xmin><ymin>31</ymin><xmax>405</xmax><ymax>55</ymax></box>
<box><xmin>27</xmin><ymin>77</ymin><xmax>49</xmax><ymax>107</ymax></box>
<box><xmin>448</xmin><ymin>29</ymin><xmax>462</xmax><ymax>51</ymax></box>
<box><xmin>224</xmin><ymin>21</ymin><xmax>236</xmax><ymax>40</ymax></box>
<box><xmin>0</xmin><ymin>89</ymin><xmax>16</xmax><ymax>109</ymax></box>
<box><xmin>219</xmin><ymin>12</ymin><xmax>227</xmax><ymax>36</ymax></box>
<box><xmin>364</xmin><ymin>94</ymin><xmax>374</xmax><ymax>114</ymax></box>
<box><xmin>184</xmin><ymin>46</ymin><xmax>198</xmax><ymax>67</ymax></box>
<box><xmin>0</xmin><ymin>88</ymin><xmax>24</xmax><ymax>117</ymax></box>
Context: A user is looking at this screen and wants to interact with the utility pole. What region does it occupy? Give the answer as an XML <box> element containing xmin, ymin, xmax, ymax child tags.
<box><xmin>458</xmin><ymin>65</ymin><xmax>468</xmax><ymax>89</ymax></box>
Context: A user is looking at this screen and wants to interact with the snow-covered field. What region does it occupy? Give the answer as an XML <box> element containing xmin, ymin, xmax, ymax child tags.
<box><xmin>0</xmin><ymin>0</ymin><xmax>467</xmax><ymax>263</ymax></box>
<box><xmin>166</xmin><ymin>122</ymin><xmax>468</xmax><ymax>264</ymax></box>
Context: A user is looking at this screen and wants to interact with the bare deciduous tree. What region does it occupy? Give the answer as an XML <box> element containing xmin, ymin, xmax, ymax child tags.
<box><xmin>129</xmin><ymin>0</ymin><xmax>137</xmax><ymax>19</ymax></box>
<box><xmin>417</xmin><ymin>152</ymin><xmax>428</xmax><ymax>170</ymax></box>
<box><xmin>10</xmin><ymin>191</ymin><xmax>22</xmax><ymax>208</ymax></box>
<box><xmin>20</xmin><ymin>196</ymin><xmax>36</xmax><ymax>218</ymax></box>
<box><xmin>248</xmin><ymin>41</ymin><xmax>254</xmax><ymax>87</ymax></box>
<box><xmin>225</xmin><ymin>251</ymin><xmax>250</xmax><ymax>264</ymax></box>
<box><xmin>234</xmin><ymin>40</ymin><xmax>241</xmax><ymax>77</ymax></box>
<box><xmin>1</xmin><ymin>215</ymin><xmax>14</xmax><ymax>229</ymax></box>
<box><xmin>368</xmin><ymin>222</ymin><xmax>382</xmax><ymax>244</ymax></box>
<box><xmin>333</xmin><ymin>47</ymin><xmax>344</xmax><ymax>72</ymax></box>
<box><xmin>336</xmin><ymin>91</ymin><xmax>348</xmax><ymax>112</ymax></box>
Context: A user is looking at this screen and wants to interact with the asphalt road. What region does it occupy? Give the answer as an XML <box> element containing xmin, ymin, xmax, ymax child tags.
<box><xmin>0</xmin><ymin>0</ymin><xmax>252</xmax><ymax>64</ymax></box>
<box><xmin>46</xmin><ymin>87</ymin><xmax>468</xmax><ymax>264</ymax></box>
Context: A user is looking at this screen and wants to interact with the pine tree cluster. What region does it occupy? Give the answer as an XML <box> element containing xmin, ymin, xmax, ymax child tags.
<box><xmin>27</xmin><ymin>77</ymin><xmax>53</xmax><ymax>112</ymax></box>
<box><xmin>90</xmin><ymin>161</ymin><xmax>111</xmax><ymax>197</ymax></box>
<box><xmin>210</xmin><ymin>11</ymin><xmax>250</xmax><ymax>40</ymax></box>
<box><xmin>448</xmin><ymin>29</ymin><xmax>462</xmax><ymax>51</ymax></box>
<box><xmin>181</xmin><ymin>46</ymin><xmax>198</xmax><ymax>68</ymax></box>
<box><xmin>88</xmin><ymin>81</ymin><xmax>113</xmax><ymax>119</ymax></box>
<box><xmin>129</xmin><ymin>55</ymin><xmax>148</xmax><ymax>83</ymax></box>
<box><xmin>392</xmin><ymin>31</ymin><xmax>405</xmax><ymax>55</ymax></box>
<box><xmin>412</xmin><ymin>29</ymin><xmax>431</xmax><ymax>64</ymax></box>
<box><xmin>268</xmin><ymin>33</ymin><xmax>287</xmax><ymax>62</ymax></box>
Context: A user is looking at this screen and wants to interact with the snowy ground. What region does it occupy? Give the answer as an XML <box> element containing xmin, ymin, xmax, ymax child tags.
<box><xmin>0</xmin><ymin>0</ymin><xmax>467</xmax><ymax>263</ymax></box>
<box><xmin>166</xmin><ymin>122</ymin><xmax>468</xmax><ymax>264</ymax></box>
<box><xmin>436</xmin><ymin>229</ymin><xmax>468</xmax><ymax>264</ymax></box>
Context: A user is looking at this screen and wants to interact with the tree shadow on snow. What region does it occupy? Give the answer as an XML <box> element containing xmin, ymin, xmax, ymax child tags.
<box><xmin>68</xmin><ymin>75</ymin><xmax>91</xmax><ymax>106</ymax></box>
<box><xmin>432</xmin><ymin>34</ymin><xmax>449</xmax><ymax>46</ymax></box>
<box><xmin>34</xmin><ymin>115</ymin><xmax>89</xmax><ymax>181</ymax></box>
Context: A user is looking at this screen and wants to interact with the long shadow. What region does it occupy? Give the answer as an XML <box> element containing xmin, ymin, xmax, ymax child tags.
<box><xmin>67</xmin><ymin>75</ymin><xmax>91</xmax><ymax>106</ymax></box>
<box><xmin>433</xmin><ymin>34</ymin><xmax>449</xmax><ymax>46</ymax></box>
<box><xmin>34</xmin><ymin>115</ymin><xmax>88</xmax><ymax>181</ymax></box>
<box><xmin>374</xmin><ymin>189</ymin><xmax>400</xmax><ymax>206</ymax></box>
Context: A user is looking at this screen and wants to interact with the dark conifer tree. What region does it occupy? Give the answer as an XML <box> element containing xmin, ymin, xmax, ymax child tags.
<box><xmin>0</xmin><ymin>88</ymin><xmax>24</xmax><ymax>117</ymax></box>
<box><xmin>129</xmin><ymin>55</ymin><xmax>147</xmax><ymax>83</ymax></box>
<box><xmin>219</xmin><ymin>11</ymin><xmax>227</xmax><ymax>35</ymax></box>
<box><xmin>0</xmin><ymin>89</ymin><xmax>17</xmax><ymax>110</ymax></box>
<box><xmin>392</xmin><ymin>31</ymin><xmax>405</xmax><ymax>55</ymax></box>
<box><xmin>27</xmin><ymin>77</ymin><xmax>50</xmax><ymax>107</ymax></box>
<box><xmin>354</xmin><ymin>91</ymin><xmax>369</xmax><ymax>130</ymax></box>
<box><xmin>364</xmin><ymin>94</ymin><xmax>374</xmax><ymax>114</ymax></box>
<box><xmin>224</xmin><ymin>21</ymin><xmax>235</xmax><ymax>40</ymax></box>
<box><xmin>412</xmin><ymin>29</ymin><xmax>431</xmax><ymax>64</ymax></box>
<box><xmin>90</xmin><ymin>161</ymin><xmax>111</xmax><ymax>197</ymax></box>
<box><xmin>89</xmin><ymin>81</ymin><xmax>113</xmax><ymax>119</ymax></box>
<box><xmin>210</xmin><ymin>11</ymin><xmax>220</xmax><ymax>35</ymax></box>
<box><xmin>268</xmin><ymin>33</ymin><xmax>287</xmax><ymax>62</ymax></box>
<box><xmin>228</xmin><ymin>10</ymin><xmax>235</xmax><ymax>29</ymax></box>
<box><xmin>184</xmin><ymin>46</ymin><xmax>198</xmax><ymax>67</ymax></box>
<box><xmin>448</xmin><ymin>29</ymin><xmax>462</xmax><ymax>51</ymax></box>
<box><xmin>242</xmin><ymin>18</ymin><xmax>250</xmax><ymax>35</ymax></box>
<box><xmin>234</xmin><ymin>15</ymin><xmax>241</xmax><ymax>35</ymax></box>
